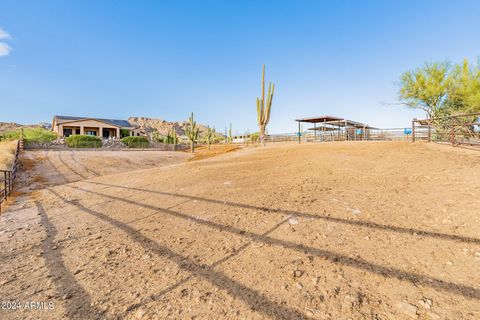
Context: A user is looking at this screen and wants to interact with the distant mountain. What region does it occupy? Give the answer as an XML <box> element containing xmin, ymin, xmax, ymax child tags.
<box><xmin>128</xmin><ymin>117</ymin><xmax>224</xmax><ymax>139</ymax></box>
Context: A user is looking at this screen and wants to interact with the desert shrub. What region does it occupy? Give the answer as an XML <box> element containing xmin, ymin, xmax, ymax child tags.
<box><xmin>0</xmin><ymin>140</ymin><xmax>18</xmax><ymax>170</ymax></box>
<box><xmin>249</xmin><ymin>132</ymin><xmax>260</xmax><ymax>142</ymax></box>
<box><xmin>1</xmin><ymin>130</ymin><xmax>21</xmax><ymax>141</ymax></box>
<box><xmin>120</xmin><ymin>129</ymin><xmax>131</xmax><ymax>138</ymax></box>
<box><xmin>66</xmin><ymin>135</ymin><xmax>102</xmax><ymax>148</ymax></box>
<box><xmin>1</xmin><ymin>128</ymin><xmax>57</xmax><ymax>144</ymax></box>
<box><xmin>151</xmin><ymin>131</ymin><xmax>166</xmax><ymax>143</ymax></box>
<box><xmin>121</xmin><ymin>136</ymin><xmax>150</xmax><ymax>148</ymax></box>
<box><xmin>24</xmin><ymin>128</ymin><xmax>57</xmax><ymax>144</ymax></box>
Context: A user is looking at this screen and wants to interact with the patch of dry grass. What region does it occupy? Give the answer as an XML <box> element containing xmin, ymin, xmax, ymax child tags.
<box><xmin>188</xmin><ymin>144</ymin><xmax>241</xmax><ymax>161</ymax></box>
<box><xmin>0</xmin><ymin>140</ymin><xmax>17</xmax><ymax>170</ymax></box>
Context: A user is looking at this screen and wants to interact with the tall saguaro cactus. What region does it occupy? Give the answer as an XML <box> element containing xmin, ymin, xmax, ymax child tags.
<box><xmin>185</xmin><ymin>112</ymin><xmax>200</xmax><ymax>153</ymax></box>
<box><xmin>256</xmin><ymin>64</ymin><xmax>275</xmax><ymax>146</ymax></box>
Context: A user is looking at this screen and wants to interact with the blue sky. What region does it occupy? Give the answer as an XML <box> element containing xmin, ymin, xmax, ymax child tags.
<box><xmin>1</xmin><ymin>1</ymin><xmax>479</xmax><ymax>134</ymax></box>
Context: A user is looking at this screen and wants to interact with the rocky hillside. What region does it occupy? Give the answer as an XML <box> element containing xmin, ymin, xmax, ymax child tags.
<box><xmin>128</xmin><ymin>117</ymin><xmax>224</xmax><ymax>139</ymax></box>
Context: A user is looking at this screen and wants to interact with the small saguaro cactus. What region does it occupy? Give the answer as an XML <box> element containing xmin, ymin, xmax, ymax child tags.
<box><xmin>205</xmin><ymin>126</ymin><xmax>215</xmax><ymax>150</ymax></box>
<box><xmin>228</xmin><ymin>123</ymin><xmax>233</xmax><ymax>144</ymax></box>
<box><xmin>256</xmin><ymin>64</ymin><xmax>275</xmax><ymax>146</ymax></box>
<box><xmin>170</xmin><ymin>127</ymin><xmax>177</xmax><ymax>145</ymax></box>
<box><xmin>185</xmin><ymin>112</ymin><xmax>200</xmax><ymax>153</ymax></box>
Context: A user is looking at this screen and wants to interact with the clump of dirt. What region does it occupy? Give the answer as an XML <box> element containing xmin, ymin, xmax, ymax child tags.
<box><xmin>188</xmin><ymin>144</ymin><xmax>241</xmax><ymax>161</ymax></box>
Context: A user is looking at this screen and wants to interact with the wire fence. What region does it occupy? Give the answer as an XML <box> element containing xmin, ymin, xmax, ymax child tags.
<box><xmin>259</xmin><ymin>128</ymin><xmax>413</xmax><ymax>144</ymax></box>
<box><xmin>0</xmin><ymin>140</ymin><xmax>20</xmax><ymax>213</ymax></box>
<box><xmin>412</xmin><ymin>113</ymin><xmax>480</xmax><ymax>147</ymax></box>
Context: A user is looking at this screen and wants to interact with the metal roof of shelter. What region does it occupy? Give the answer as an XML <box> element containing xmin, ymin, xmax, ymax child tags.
<box><xmin>295</xmin><ymin>115</ymin><xmax>343</xmax><ymax>123</ymax></box>
<box><xmin>296</xmin><ymin>115</ymin><xmax>377</xmax><ymax>129</ymax></box>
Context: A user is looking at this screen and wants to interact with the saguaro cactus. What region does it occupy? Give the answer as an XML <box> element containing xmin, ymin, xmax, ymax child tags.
<box><xmin>205</xmin><ymin>126</ymin><xmax>215</xmax><ymax>150</ymax></box>
<box><xmin>170</xmin><ymin>127</ymin><xmax>177</xmax><ymax>150</ymax></box>
<box><xmin>228</xmin><ymin>123</ymin><xmax>233</xmax><ymax>144</ymax></box>
<box><xmin>185</xmin><ymin>112</ymin><xmax>199</xmax><ymax>153</ymax></box>
<box><xmin>256</xmin><ymin>64</ymin><xmax>275</xmax><ymax>146</ymax></box>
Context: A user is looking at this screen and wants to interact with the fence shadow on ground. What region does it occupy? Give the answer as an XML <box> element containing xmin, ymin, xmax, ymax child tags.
<box><xmin>35</xmin><ymin>201</ymin><xmax>103</xmax><ymax>319</ymax></box>
<box><xmin>47</xmin><ymin>189</ymin><xmax>309</xmax><ymax>320</ymax></box>
<box><xmin>84</xmin><ymin>181</ymin><xmax>480</xmax><ymax>246</ymax></box>
<box><xmin>58</xmin><ymin>185</ymin><xmax>480</xmax><ymax>301</ymax></box>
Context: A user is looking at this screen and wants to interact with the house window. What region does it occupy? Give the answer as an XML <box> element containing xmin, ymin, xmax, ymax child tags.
<box><xmin>63</xmin><ymin>128</ymin><xmax>73</xmax><ymax>137</ymax></box>
<box><xmin>75</xmin><ymin>129</ymin><xmax>80</xmax><ymax>134</ymax></box>
<box><xmin>86</xmin><ymin>130</ymin><xmax>97</xmax><ymax>136</ymax></box>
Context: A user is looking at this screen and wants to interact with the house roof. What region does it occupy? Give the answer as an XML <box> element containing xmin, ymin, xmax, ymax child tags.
<box><xmin>53</xmin><ymin>115</ymin><xmax>133</xmax><ymax>128</ymax></box>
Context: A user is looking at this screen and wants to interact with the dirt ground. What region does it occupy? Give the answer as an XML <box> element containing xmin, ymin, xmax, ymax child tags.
<box><xmin>0</xmin><ymin>142</ymin><xmax>479</xmax><ymax>319</ymax></box>
<box><xmin>17</xmin><ymin>150</ymin><xmax>191</xmax><ymax>190</ymax></box>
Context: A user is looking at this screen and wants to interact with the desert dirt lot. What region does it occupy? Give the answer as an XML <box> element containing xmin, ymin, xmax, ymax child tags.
<box><xmin>0</xmin><ymin>142</ymin><xmax>479</xmax><ymax>319</ymax></box>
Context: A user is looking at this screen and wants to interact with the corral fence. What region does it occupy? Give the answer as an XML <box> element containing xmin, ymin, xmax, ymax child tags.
<box><xmin>260</xmin><ymin>128</ymin><xmax>413</xmax><ymax>144</ymax></box>
<box><xmin>412</xmin><ymin>113</ymin><xmax>480</xmax><ymax>147</ymax></box>
<box><xmin>0</xmin><ymin>140</ymin><xmax>20</xmax><ymax>213</ymax></box>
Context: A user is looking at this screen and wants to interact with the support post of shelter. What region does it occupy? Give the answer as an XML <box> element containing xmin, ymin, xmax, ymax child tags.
<box><xmin>323</xmin><ymin>119</ymin><xmax>326</xmax><ymax>141</ymax></box>
<box><xmin>298</xmin><ymin>121</ymin><xmax>301</xmax><ymax>144</ymax></box>
<box><xmin>314</xmin><ymin>123</ymin><xmax>316</xmax><ymax>141</ymax></box>
<box><xmin>412</xmin><ymin>118</ymin><xmax>416</xmax><ymax>142</ymax></box>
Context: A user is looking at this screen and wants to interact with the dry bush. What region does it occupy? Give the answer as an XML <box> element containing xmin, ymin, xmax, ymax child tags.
<box><xmin>0</xmin><ymin>140</ymin><xmax>18</xmax><ymax>170</ymax></box>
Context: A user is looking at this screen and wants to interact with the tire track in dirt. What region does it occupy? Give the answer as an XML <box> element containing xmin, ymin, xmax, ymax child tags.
<box><xmin>57</xmin><ymin>151</ymin><xmax>88</xmax><ymax>180</ymax></box>
<box><xmin>69</xmin><ymin>151</ymin><xmax>100</xmax><ymax>177</ymax></box>
<box><xmin>44</xmin><ymin>150</ymin><xmax>70</xmax><ymax>185</ymax></box>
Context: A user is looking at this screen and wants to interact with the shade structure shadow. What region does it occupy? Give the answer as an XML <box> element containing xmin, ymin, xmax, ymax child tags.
<box><xmin>64</xmin><ymin>184</ymin><xmax>480</xmax><ymax>300</ymax></box>
<box><xmin>47</xmin><ymin>189</ymin><xmax>310</xmax><ymax>320</ymax></box>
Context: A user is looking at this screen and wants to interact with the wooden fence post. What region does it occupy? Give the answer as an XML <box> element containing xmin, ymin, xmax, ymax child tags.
<box><xmin>427</xmin><ymin>120</ymin><xmax>431</xmax><ymax>142</ymax></box>
<box><xmin>450</xmin><ymin>126</ymin><xmax>455</xmax><ymax>146</ymax></box>
<box><xmin>3</xmin><ymin>171</ymin><xmax>7</xmax><ymax>200</ymax></box>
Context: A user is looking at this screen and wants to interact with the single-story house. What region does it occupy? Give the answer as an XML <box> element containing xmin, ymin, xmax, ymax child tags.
<box><xmin>52</xmin><ymin>115</ymin><xmax>146</xmax><ymax>138</ymax></box>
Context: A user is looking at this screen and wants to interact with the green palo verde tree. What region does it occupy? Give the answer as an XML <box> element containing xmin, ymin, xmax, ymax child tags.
<box><xmin>205</xmin><ymin>126</ymin><xmax>215</xmax><ymax>150</ymax></box>
<box><xmin>446</xmin><ymin>59</ymin><xmax>480</xmax><ymax>115</ymax></box>
<box><xmin>185</xmin><ymin>112</ymin><xmax>200</xmax><ymax>153</ymax></box>
<box><xmin>256</xmin><ymin>64</ymin><xmax>275</xmax><ymax>146</ymax></box>
<box><xmin>398</xmin><ymin>62</ymin><xmax>452</xmax><ymax>119</ymax></box>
